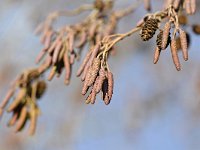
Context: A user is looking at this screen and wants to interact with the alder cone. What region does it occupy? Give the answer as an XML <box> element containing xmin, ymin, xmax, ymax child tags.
<box><xmin>140</xmin><ymin>18</ymin><xmax>159</xmax><ymax>41</ymax></box>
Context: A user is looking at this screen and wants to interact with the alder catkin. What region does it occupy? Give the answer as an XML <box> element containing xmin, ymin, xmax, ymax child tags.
<box><xmin>162</xmin><ymin>22</ymin><xmax>171</xmax><ymax>50</ymax></box>
<box><xmin>170</xmin><ymin>39</ymin><xmax>181</xmax><ymax>71</ymax></box>
<box><xmin>96</xmin><ymin>68</ymin><xmax>106</xmax><ymax>93</ymax></box>
<box><xmin>185</xmin><ymin>0</ymin><xmax>192</xmax><ymax>14</ymax></box>
<box><xmin>179</xmin><ymin>29</ymin><xmax>188</xmax><ymax>61</ymax></box>
<box><xmin>191</xmin><ymin>0</ymin><xmax>196</xmax><ymax>14</ymax></box>
<box><xmin>173</xmin><ymin>0</ymin><xmax>181</xmax><ymax>10</ymax></box>
<box><xmin>15</xmin><ymin>107</ymin><xmax>27</xmax><ymax>132</ymax></box>
<box><xmin>7</xmin><ymin>88</ymin><xmax>26</xmax><ymax>112</ymax></box>
<box><xmin>87</xmin><ymin>58</ymin><xmax>101</xmax><ymax>87</ymax></box>
<box><xmin>107</xmin><ymin>71</ymin><xmax>114</xmax><ymax>101</ymax></box>
<box><xmin>153</xmin><ymin>47</ymin><xmax>161</xmax><ymax>64</ymax></box>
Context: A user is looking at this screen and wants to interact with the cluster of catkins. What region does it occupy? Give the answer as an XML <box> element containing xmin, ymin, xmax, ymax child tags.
<box><xmin>78</xmin><ymin>43</ymin><xmax>114</xmax><ymax>105</ymax></box>
<box><xmin>140</xmin><ymin>2</ymin><xmax>197</xmax><ymax>71</ymax></box>
<box><xmin>0</xmin><ymin>0</ymin><xmax>136</xmax><ymax>135</ymax></box>
<box><xmin>0</xmin><ymin>69</ymin><xmax>46</xmax><ymax>135</ymax></box>
<box><xmin>1</xmin><ymin>0</ymin><xmax>199</xmax><ymax>135</ymax></box>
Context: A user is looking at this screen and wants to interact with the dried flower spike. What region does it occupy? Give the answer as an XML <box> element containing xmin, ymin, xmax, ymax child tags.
<box><xmin>170</xmin><ymin>38</ymin><xmax>181</xmax><ymax>71</ymax></box>
<box><xmin>179</xmin><ymin>29</ymin><xmax>188</xmax><ymax>61</ymax></box>
<box><xmin>162</xmin><ymin>22</ymin><xmax>171</xmax><ymax>50</ymax></box>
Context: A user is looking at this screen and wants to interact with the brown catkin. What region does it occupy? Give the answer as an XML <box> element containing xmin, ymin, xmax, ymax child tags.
<box><xmin>179</xmin><ymin>29</ymin><xmax>188</xmax><ymax>61</ymax></box>
<box><xmin>7</xmin><ymin>88</ymin><xmax>26</xmax><ymax>112</ymax></box>
<box><xmin>7</xmin><ymin>111</ymin><xmax>19</xmax><ymax>127</ymax></box>
<box><xmin>87</xmin><ymin>58</ymin><xmax>101</xmax><ymax>87</ymax></box>
<box><xmin>140</xmin><ymin>18</ymin><xmax>159</xmax><ymax>41</ymax></box>
<box><xmin>104</xmin><ymin>93</ymin><xmax>110</xmax><ymax>105</ymax></box>
<box><xmin>15</xmin><ymin>107</ymin><xmax>27</xmax><ymax>132</ymax></box>
<box><xmin>173</xmin><ymin>0</ymin><xmax>181</xmax><ymax>10</ymax></box>
<box><xmin>191</xmin><ymin>0</ymin><xmax>196</xmax><ymax>14</ymax></box>
<box><xmin>156</xmin><ymin>30</ymin><xmax>163</xmax><ymax>50</ymax></box>
<box><xmin>29</xmin><ymin>109</ymin><xmax>38</xmax><ymax>136</ymax></box>
<box><xmin>185</xmin><ymin>0</ymin><xmax>192</xmax><ymax>14</ymax></box>
<box><xmin>107</xmin><ymin>71</ymin><xmax>114</xmax><ymax>101</ymax></box>
<box><xmin>77</xmin><ymin>51</ymin><xmax>92</xmax><ymax>77</ymax></box>
<box><xmin>96</xmin><ymin>68</ymin><xmax>106</xmax><ymax>93</ymax></box>
<box><xmin>162</xmin><ymin>22</ymin><xmax>171</xmax><ymax>50</ymax></box>
<box><xmin>153</xmin><ymin>47</ymin><xmax>161</xmax><ymax>64</ymax></box>
<box><xmin>170</xmin><ymin>39</ymin><xmax>181</xmax><ymax>71</ymax></box>
<box><xmin>82</xmin><ymin>67</ymin><xmax>93</xmax><ymax>95</ymax></box>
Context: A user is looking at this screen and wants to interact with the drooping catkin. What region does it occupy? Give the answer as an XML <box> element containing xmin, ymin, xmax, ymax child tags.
<box><xmin>162</xmin><ymin>22</ymin><xmax>171</xmax><ymax>50</ymax></box>
<box><xmin>191</xmin><ymin>0</ymin><xmax>196</xmax><ymax>14</ymax></box>
<box><xmin>15</xmin><ymin>107</ymin><xmax>27</xmax><ymax>132</ymax></box>
<box><xmin>156</xmin><ymin>30</ymin><xmax>163</xmax><ymax>50</ymax></box>
<box><xmin>7</xmin><ymin>88</ymin><xmax>26</xmax><ymax>112</ymax></box>
<box><xmin>63</xmin><ymin>51</ymin><xmax>71</xmax><ymax>85</ymax></box>
<box><xmin>140</xmin><ymin>18</ymin><xmax>159</xmax><ymax>41</ymax></box>
<box><xmin>77</xmin><ymin>51</ymin><xmax>92</xmax><ymax>77</ymax></box>
<box><xmin>107</xmin><ymin>72</ymin><xmax>114</xmax><ymax>101</ymax></box>
<box><xmin>7</xmin><ymin>111</ymin><xmax>19</xmax><ymax>127</ymax></box>
<box><xmin>95</xmin><ymin>68</ymin><xmax>106</xmax><ymax>93</ymax></box>
<box><xmin>170</xmin><ymin>39</ymin><xmax>181</xmax><ymax>71</ymax></box>
<box><xmin>185</xmin><ymin>0</ymin><xmax>192</xmax><ymax>14</ymax></box>
<box><xmin>179</xmin><ymin>29</ymin><xmax>188</xmax><ymax>61</ymax></box>
<box><xmin>29</xmin><ymin>109</ymin><xmax>37</xmax><ymax>136</ymax></box>
<box><xmin>82</xmin><ymin>67</ymin><xmax>92</xmax><ymax>95</ymax></box>
<box><xmin>87</xmin><ymin>58</ymin><xmax>101</xmax><ymax>87</ymax></box>
<box><xmin>173</xmin><ymin>0</ymin><xmax>181</xmax><ymax>10</ymax></box>
<box><xmin>153</xmin><ymin>47</ymin><xmax>161</xmax><ymax>64</ymax></box>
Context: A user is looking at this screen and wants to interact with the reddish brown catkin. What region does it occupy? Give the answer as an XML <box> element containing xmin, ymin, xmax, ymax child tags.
<box><xmin>179</xmin><ymin>29</ymin><xmax>188</xmax><ymax>61</ymax></box>
<box><xmin>96</xmin><ymin>68</ymin><xmax>106</xmax><ymax>93</ymax></box>
<box><xmin>191</xmin><ymin>0</ymin><xmax>196</xmax><ymax>14</ymax></box>
<box><xmin>185</xmin><ymin>0</ymin><xmax>192</xmax><ymax>14</ymax></box>
<box><xmin>82</xmin><ymin>67</ymin><xmax>93</xmax><ymax>95</ymax></box>
<box><xmin>63</xmin><ymin>51</ymin><xmax>71</xmax><ymax>85</ymax></box>
<box><xmin>162</xmin><ymin>22</ymin><xmax>171</xmax><ymax>50</ymax></box>
<box><xmin>87</xmin><ymin>58</ymin><xmax>101</xmax><ymax>87</ymax></box>
<box><xmin>107</xmin><ymin>71</ymin><xmax>114</xmax><ymax>101</ymax></box>
<box><xmin>29</xmin><ymin>110</ymin><xmax>37</xmax><ymax>136</ymax></box>
<box><xmin>7</xmin><ymin>88</ymin><xmax>26</xmax><ymax>112</ymax></box>
<box><xmin>173</xmin><ymin>0</ymin><xmax>181</xmax><ymax>10</ymax></box>
<box><xmin>7</xmin><ymin>111</ymin><xmax>19</xmax><ymax>126</ymax></box>
<box><xmin>153</xmin><ymin>47</ymin><xmax>161</xmax><ymax>64</ymax></box>
<box><xmin>170</xmin><ymin>39</ymin><xmax>181</xmax><ymax>71</ymax></box>
<box><xmin>15</xmin><ymin>107</ymin><xmax>27</xmax><ymax>132</ymax></box>
<box><xmin>0</xmin><ymin>89</ymin><xmax>15</xmax><ymax>109</ymax></box>
<box><xmin>77</xmin><ymin>51</ymin><xmax>92</xmax><ymax>77</ymax></box>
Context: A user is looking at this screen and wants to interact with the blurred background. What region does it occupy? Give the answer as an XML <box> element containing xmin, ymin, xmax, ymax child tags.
<box><xmin>0</xmin><ymin>0</ymin><xmax>200</xmax><ymax>150</ymax></box>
